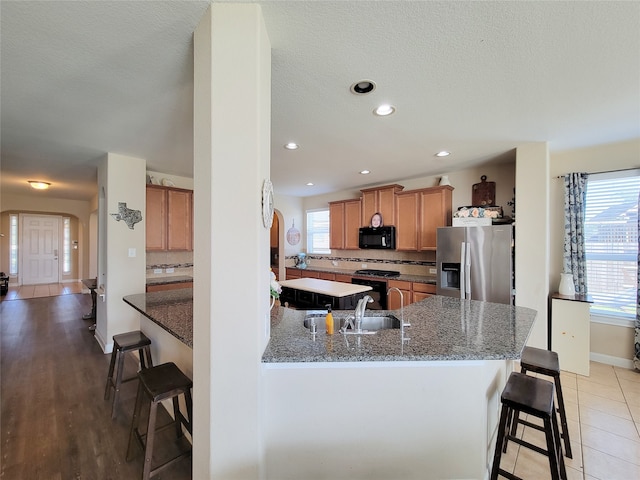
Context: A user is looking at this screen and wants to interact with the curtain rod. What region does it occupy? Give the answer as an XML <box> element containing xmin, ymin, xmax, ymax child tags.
<box><xmin>555</xmin><ymin>166</ymin><xmax>640</xmax><ymax>179</ymax></box>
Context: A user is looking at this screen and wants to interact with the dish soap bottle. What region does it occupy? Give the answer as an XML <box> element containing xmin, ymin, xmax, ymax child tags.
<box><xmin>325</xmin><ymin>304</ymin><xmax>334</xmax><ymax>335</ymax></box>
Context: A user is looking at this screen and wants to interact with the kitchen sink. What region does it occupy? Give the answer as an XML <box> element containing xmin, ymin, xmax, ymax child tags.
<box><xmin>303</xmin><ymin>313</ymin><xmax>400</xmax><ymax>332</ymax></box>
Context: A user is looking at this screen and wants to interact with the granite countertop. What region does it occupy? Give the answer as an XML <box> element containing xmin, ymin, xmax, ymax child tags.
<box><xmin>123</xmin><ymin>289</ymin><xmax>193</xmax><ymax>347</ymax></box>
<box><xmin>279</xmin><ymin>278</ymin><xmax>372</xmax><ymax>297</ymax></box>
<box><xmin>283</xmin><ymin>265</ymin><xmax>436</xmax><ymax>285</ymax></box>
<box><xmin>262</xmin><ymin>296</ymin><xmax>537</xmax><ymax>363</ymax></box>
<box><xmin>146</xmin><ymin>275</ymin><xmax>193</xmax><ymax>286</ymax></box>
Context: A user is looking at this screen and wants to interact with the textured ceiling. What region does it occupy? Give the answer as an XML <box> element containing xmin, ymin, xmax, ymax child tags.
<box><xmin>1</xmin><ymin>1</ymin><xmax>639</xmax><ymax>201</ymax></box>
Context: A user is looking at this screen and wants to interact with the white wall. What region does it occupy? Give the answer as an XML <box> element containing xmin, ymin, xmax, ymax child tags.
<box><xmin>273</xmin><ymin>192</ymin><xmax>303</xmax><ymax>258</ymax></box>
<box><xmin>95</xmin><ymin>153</ymin><xmax>146</xmax><ymax>353</ymax></box>
<box><xmin>514</xmin><ymin>143</ymin><xmax>550</xmax><ymax>349</ymax></box>
<box><xmin>193</xmin><ymin>5</ymin><xmax>271</xmax><ymax>479</ymax></box>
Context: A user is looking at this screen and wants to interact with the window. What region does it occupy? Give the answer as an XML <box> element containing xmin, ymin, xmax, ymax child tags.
<box><xmin>584</xmin><ymin>170</ymin><xmax>639</xmax><ymax>319</ymax></box>
<box><xmin>63</xmin><ymin>217</ymin><xmax>71</xmax><ymax>274</ymax></box>
<box><xmin>9</xmin><ymin>214</ymin><xmax>18</xmax><ymax>275</ymax></box>
<box><xmin>306</xmin><ymin>209</ymin><xmax>330</xmax><ymax>254</ymax></box>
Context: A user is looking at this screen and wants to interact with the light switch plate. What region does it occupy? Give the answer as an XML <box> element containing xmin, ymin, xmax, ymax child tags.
<box><xmin>166</xmin><ymin>267</ymin><xmax>175</xmax><ymax>273</ymax></box>
<box><xmin>429</xmin><ymin>268</ymin><xmax>437</xmax><ymax>274</ymax></box>
<box><xmin>128</xmin><ymin>248</ymin><xmax>136</xmax><ymax>257</ymax></box>
<box><xmin>154</xmin><ymin>268</ymin><xmax>163</xmax><ymax>274</ymax></box>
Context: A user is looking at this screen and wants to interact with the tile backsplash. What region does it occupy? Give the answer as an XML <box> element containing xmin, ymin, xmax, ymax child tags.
<box><xmin>285</xmin><ymin>249</ymin><xmax>436</xmax><ymax>277</ymax></box>
<box><xmin>146</xmin><ymin>251</ymin><xmax>193</xmax><ymax>278</ymax></box>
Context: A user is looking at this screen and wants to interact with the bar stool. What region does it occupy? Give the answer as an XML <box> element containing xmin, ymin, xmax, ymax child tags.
<box><xmin>491</xmin><ymin>372</ymin><xmax>567</xmax><ymax>480</ymax></box>
<box><xmin>511</xmin><ymin>346</ymin><xmax>572</xmax><ymax>458</ymax></box>
<box><xmin>104</xmin><ymin>331</ymin><xmax>153</xmax><ymax>419</ymax></box>
<box><xmin>126</xmin><ymin>362</ymin><xmax>192</xmax><ymax>480</ymax></box>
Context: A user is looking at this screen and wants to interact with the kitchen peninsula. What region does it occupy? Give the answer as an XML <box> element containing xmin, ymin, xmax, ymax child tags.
<box><xmin>262</xmin><ymin>296</ymin><xmax>537</xmax><ymax>479</ymax></box>
<box><xmin>123</xmin><ymin>288</ymin><xmax>537</xmax><ymax>479</ymax></box>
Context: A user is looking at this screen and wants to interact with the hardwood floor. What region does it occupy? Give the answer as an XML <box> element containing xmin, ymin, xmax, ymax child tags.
<box><xmin>0</xmin><ymin>294</ymin><xmax>192</xmax><ymax>479</ymax></box>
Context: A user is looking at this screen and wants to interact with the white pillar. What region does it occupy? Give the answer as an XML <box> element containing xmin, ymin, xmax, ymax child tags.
<box><xmin>515</xmin><ymin>142</ymin><xmax>550</xmax><ymax>348</ymax></box>
<box><xmin>193</xmin><ymin>4</ymin><xmax>271</xmax><ymax>479</ymax></box>
<box><xmin>95</xmin><ymin>153</ymin><xmax>146</xmax><ymax>352</ymax></box>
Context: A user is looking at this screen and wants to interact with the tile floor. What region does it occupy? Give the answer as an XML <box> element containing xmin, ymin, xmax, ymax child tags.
<box><xmin>1</xmin><ymin>281</ymin><xmax>86</xmax><ymax>300</ymax></box>
<box><xmin>501</xmin><ymin>361</ymin><xmax>640</xmax><ymax>480</ymax></box>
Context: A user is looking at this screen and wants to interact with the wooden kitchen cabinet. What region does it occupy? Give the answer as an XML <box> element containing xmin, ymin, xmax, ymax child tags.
<box><xmin>319</xmin><ymin>272</ymin><xmax>336</xmax><ymax>281</ymax></box>
<box><xmin>412</xmin><ymin>282</ymin><xmax>435</xmax><ymax>302</ymax></box>
<box><xmin>329</xmin><ymin>199</ymin><xmax>361</xmax><ymax>250</ymax></box>
<box><xmin>146</xmin><ymin>186</ymin><xmax>167</xmax><ymax>251</ymax></box>
<box><xmin>387</xmin><ymin>279</ymin><xmax>412</xmax><ymax>309</ymax></box>
<box><xmin>387</xmin><ymin>280</ymin><xmax>435</xmax><ymax>308</ymax></box>
<box><xmin>395</xmin><ymin>185</ymin><xmax>453</xmax><ymax>251</ymax></box>
<box><xmin>146</xmin><ymin>185</ymin><xmax>193</xmax><ymax>252</ymax></box>
<box><xmin>360</xmin><ymin>184</ymin><xmax>404</xmax><ymax>227</ymax></box>
<box><xmin>301</xmin><ymin>270</ymin><xmax>320</xmax><ymax>278</ymax></box>
<box><xmin>146</xmin><ymin>282</ymin><xmax>193</xmax><ymax>293</ymax></box>
<box><xmin>286</xmin><ymin>268</ymin><xmax>302</xmax><ymax>279</ymax></box>
<box><xmin>335</xmin><ymin>274</ymin><xmax>352</xmax><ymax>283</ymax></box>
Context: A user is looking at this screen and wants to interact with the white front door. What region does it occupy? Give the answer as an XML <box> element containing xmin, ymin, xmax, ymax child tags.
<box><xmin>21</xmin><ymin>215</ymin><xmax>60</xmax><ymax>285</ymax></box>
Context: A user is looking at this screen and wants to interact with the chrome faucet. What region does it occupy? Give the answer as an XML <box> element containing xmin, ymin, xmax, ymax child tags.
<box><xmin>354</xmin><ymin>295</ymin><xmax>374</xmax><ymax>333</ymax></box>
<box><xmin>387</xmin><ymin>287</ymin><xmax>410</xmax><ymax>341</ymax></box>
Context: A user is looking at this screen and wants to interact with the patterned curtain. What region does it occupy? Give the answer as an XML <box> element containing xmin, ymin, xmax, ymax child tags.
<box><xmin>635</xmin><ymin>190</ymin><xmax>640</xmax><ymax>371</ymax></box>
<box><xmin>563</xmin><ymin>173</ymin><xmax>589</xmax><ymax>294</ymax></box>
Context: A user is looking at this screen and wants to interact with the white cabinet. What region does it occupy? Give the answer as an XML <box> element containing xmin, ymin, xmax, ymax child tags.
<box><xmin>551</xmin><ymin>293</ymin><xmax>593</xmax><ymax>376</ymax></box>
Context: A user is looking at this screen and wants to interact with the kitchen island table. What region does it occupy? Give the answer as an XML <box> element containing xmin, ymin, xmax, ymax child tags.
<box><xmin>278</xmin><ymin>277</ymin><xmax>372</xmax><ymax>309</ymax></box>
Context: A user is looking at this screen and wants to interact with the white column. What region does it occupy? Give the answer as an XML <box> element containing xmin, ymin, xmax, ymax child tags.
<box><xmin>515</xmin><ymin>142</ymin><xmax>550</xmax><ymax>348</ymax></box>
<box><xmin>193</xmin><ymin>4</ymin><xmax>271</xmax><ymax>479</ymax></box>
<box><xmin>95</xmin><ymin>153</ymin><xmax>146</xmax><ymax>352</ymax></box>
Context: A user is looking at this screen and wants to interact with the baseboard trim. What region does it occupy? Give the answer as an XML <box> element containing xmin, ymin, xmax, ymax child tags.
<box><xmin>590</xmin><ymin>352</ymin><xmax>634</xmax><ymax>369</ymax></box>
<box><xmin>94</xmin><ymin>329</ymin><xmax>113</xmax><ymax>354</ymax></box>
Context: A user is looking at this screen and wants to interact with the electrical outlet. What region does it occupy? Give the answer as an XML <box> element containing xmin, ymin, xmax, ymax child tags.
<box><xmin>153</xmin><ymin>268</ymin><xmax>163</xmax><ymax>274</ymax></box>
<box><xmin>429</xmin><ymin>268</ymin><xmax>437</xmax><ymax>274</ymax></box>
<box><xmin>331</xmin><ymin>260</ymin><xmax>338</xmax><ymax>267</ymax></box>
<box><xmin>166</xmin><ymin>267</ymin><xmax>175</xmax><ymax>274</ymax></box>
<box><xmin>361</xmin><ymin>263</ymin><xmax>367</xmax><ymax>269</ymax></box>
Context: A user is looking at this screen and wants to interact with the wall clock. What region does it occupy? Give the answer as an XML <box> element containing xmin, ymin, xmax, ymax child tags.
<box><xmin>262</xmin><ymin>179</ymin><xmax>274</xmax><ymax>228</ymax></box>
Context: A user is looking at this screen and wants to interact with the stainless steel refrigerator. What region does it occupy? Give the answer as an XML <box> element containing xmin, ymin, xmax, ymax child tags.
<box><xmin>436</xmin><ymin>225</ymin><xmax>514</xmax><ymax>304</ymax></box>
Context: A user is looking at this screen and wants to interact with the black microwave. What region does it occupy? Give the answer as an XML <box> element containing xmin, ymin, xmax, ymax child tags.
<box><xmin>359</xmin><ymin>226</ymin><xmax>396</xmax><ymax>249</ymax></box>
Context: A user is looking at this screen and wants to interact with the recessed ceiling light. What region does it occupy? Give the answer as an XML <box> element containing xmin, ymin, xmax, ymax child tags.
<box><xmin>284</xmin><ymin>142</ymin><xmax>299</xmax><ymax>150</ymax></box>
<box><xmin>360</xmin><ymin>170</ymin><xmax>371</xmax><ymax>175</ymax></box>
<box><xmin>306</xmin><ymin>182</ymin><xmax>314</xmax><ymax>186</ymax></box>
<box><xmin>28</xmin><ymin>181</ymin><xmax>51</xmax><ymax>190</ymax></box>
<box><xmin>350</xmin><ymin>80</ymin><xmax>376</xmax><ymax>95</ymax></box>
<box><xmin>435</xmin><ymin>151</ymin><xmax>451</xmax><ymax>157</ymax></box>
<box><xmin>373</xmin><ymin>104</ymin><xmax>395</xmax><ymax>116</ymax></box>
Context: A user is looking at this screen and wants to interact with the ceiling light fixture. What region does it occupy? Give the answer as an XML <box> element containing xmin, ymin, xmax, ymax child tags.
<box><xmin>435</xmin><ymin>151</ymin><xmax>451</xmax><ymax>157</ymax></box>
<box><xmin>373</xmin><ymin>104</ymin><xmax>395</xmax><ymax>116</ymax></box>
<box><xmin>284</xmin><ymin>142</ymin><xmax>299</xmax><ymax>150</ymax></box>
<box><xmin>306</xmin><ymin>182</ymin><xmax>314</xmax><ymax>186</ymax></box>
<box><xmin>28</xmin><ymin>181</ymin><xmax>51</xmax><ymax>190</ymax></box>
<box><xmin>350</xmin><ymin>80</ymin><xmax>376</xmax><ymax>95</ymax></box>
<box><xmin>360</xmin><ymin>170</ymin><xmax>371</xmax><ymax>175</ymax></box>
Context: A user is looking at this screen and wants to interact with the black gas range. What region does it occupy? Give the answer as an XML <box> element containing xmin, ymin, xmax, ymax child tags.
<box><xmin>353</xmin><ymin>269</ymin><xmax>401</xmax><ymax>278</ymax></box>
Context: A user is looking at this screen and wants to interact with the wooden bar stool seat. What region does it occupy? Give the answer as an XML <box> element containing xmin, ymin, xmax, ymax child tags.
<box><xmin>126</xmin><ymin>362</ymin><xmax>192</xmax><ymax>480</ymax></box>
<box><xmin>512</xmin><ymin>346</ymin><xmax>572</xmax><ymax>458</ymax></box>
<box><xmin>104</xmin><ymin>331</ymin><xmax>153</xmax><ymax>419</ymax></box>
<box><xmin>491</xmin><ymin>372</ymin><xmax>567</xmax><ymax>480</ymax></box>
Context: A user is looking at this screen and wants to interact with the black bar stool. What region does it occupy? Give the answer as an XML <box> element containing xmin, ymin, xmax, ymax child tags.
<box><xmin>104</xmin><ymin>331</ymin><xmax>153</xmax><ymax>419</ymax></box>
<box><xmin>126</xmin><ymin>362</ymin><xmax>192</xmax><ymax>480</ymax></box>
<box><xmin>511</xmin><ymin>346</ymin><xmax>572</xmax><ymax>458</ymax></box>
<box><xmin>491</xmin><ymin>372</ymin><xmax>567</xmax><ymax>480</ymax></box>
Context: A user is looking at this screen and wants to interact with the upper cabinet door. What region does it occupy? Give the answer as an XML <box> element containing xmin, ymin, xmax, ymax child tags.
<box><xmin>146</xmin><ymin>186</ymin><xmax>167</xmax><ymax>251</ymax></box>
<box><xmin>167</xmin><ymin>189</ymin><xmax>193</xmax><ymax>251</ymax></box>
<box><xmin>360</xmin><ymin>184</ymin><xmax>404</xmax><ymax>227</ymax></box>
<box><xmin>146</xmin><ymin>185</ymin><xmax>193</xmax><ymax>252</ymax></box>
